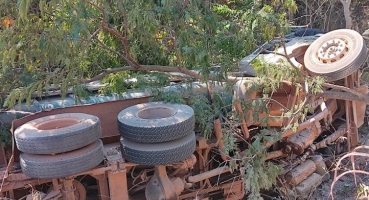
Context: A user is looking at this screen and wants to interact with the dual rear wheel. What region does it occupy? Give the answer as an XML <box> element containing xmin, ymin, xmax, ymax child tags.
<box><xmin>118</xmin><ymin>102</ymin><xmax>196</xmax><ymax>165</ymax></box>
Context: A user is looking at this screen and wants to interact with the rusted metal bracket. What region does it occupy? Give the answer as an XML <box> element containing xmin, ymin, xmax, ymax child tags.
<box><xmin>60</xmin><ymin>178</ymin><xmax>76</xmax><ymax>200</ymax></box>
<box><xmin>345</xmin><ymin>72</ymin><xmax>359</xmax><ymax>148</ymax></box>
<box><xmin>108</xmin><ymin>169</ymin><xmax>129</xmax><ymax>200</ymax></box>
<box><xmin>234</xmin><ymin>100</ymin><xmax>250</xmax><ymax>141</ymax></box>
<box><xmin>145</xmin><ymin>165</ymin><xmax>184</xmax><ymax>200</ymax></box>
<box><xmin>91</xmin><ymin>174</ymin><xmax>109</xmax><ymax>200</ymax></box>
<box><xmin>214</xmin><ymin>118</ymin><xmax>229</xmax><ymax>161</ymax></box>
<box><xmin>315</xmin><ymin>124</ymin><xmax>347</xmax><ymax>149</ymax></box>
<box><xmin>179</xmin><ymin>179</ymin><xmax>244</xmax><ymax>200</ymax></box>
<box><xmin>187</xmin><ymin>166</ymin><xmax>229</xmax><ymax>183</ymax></box>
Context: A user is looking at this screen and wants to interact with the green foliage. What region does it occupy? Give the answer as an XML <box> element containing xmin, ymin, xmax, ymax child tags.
<box><xmin>241</xmin><ymin>134</ymin><xmax>284</xmax><ymax>200</ymax></box>
<box><xmin>153</xmin><ymin>82</ymin><xmax>233</xmax><ymax>139</ymax></box>
<box><xmin>223</xmin><ymin>58</ymin><xmax>317</xmax><ymax>199</ymax></box>
<box><xmin>306</xmin><ymin>76</ymin><xmax>325</xmax><ymax>94</ymax></box>
<box><xmin>246</xmin><ymin>58</ymin><xmax>325</xmax><ymax>128</ymax></box>
<box><xmin>0</xmin><ymin>0</ymin><xmax>92</xmax><ymax>107</ymax></box>
<box><xmin>131</xmin><ymin>72</ymin><xmax>170</xmax><ymax>90</ymax></box>
<box><xmin>100</xmin><ymin>72</ymin><xmax>129</xmax><ymax>96</ymax></box>
<box><xmin>4</xmin><ymin>80</ymin><xmax>44</xmax><ymax>108</ymax></box>
<box><xmin>0</xmin><ymin>125</ymin><xmax>12</xmax><ymax>147</ymax></box>
<box><xmin>218</xmin><ymin>116</ymin><xmax>286</xmax><ymax>199</ymax></box>
<box><xmin>0</xmin><ymin>0</ymin><xmax>295</xmax><ymax>108</ymax></box>
<box><xmin>190</xmin><ymin>94</ymin><xmax>218</xmax><ymax>139</ymax></box>
<box><xmin>72</xmin><ymin>85</ymin><xmax>91</xmax><ymax>104</ymax></box>
<box><xmin>221</xmin><ymin>129</ymin><xmax>238</xmax><ymax>156</ymax></box>
<box><xmin>221</xmin><ymin>130</ymin><xmax>284</xmax><ymax>200</ymax></box>
<box><xmin>0</xmin><ymin>0</ymin><xmax>301</xmax><ymax>198</ymax></box>
<box><xmin>150</xmin><ymin>91</ymin><xmax>186</xmax><ymax>105</ymax></box>
<box><xmin>252</xmin><ymin>58</ymin><xmax>300</xmax><ymax>83</ymax></box>
<box><xmin>190</xmin><ymin>86</ymin><xmax>233</xmax><ymax>139</ymax></box>
<box><xmin>357</xmin><ymin>183</ymin><xmax>369</xmax><ymax>198</ymax></box>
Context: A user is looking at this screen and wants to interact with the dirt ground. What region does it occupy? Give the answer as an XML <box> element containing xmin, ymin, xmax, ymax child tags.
<box><xmin>313</xmin><ymin>122</ymin><xmax>369</xmax><ymax>200</ymax></box>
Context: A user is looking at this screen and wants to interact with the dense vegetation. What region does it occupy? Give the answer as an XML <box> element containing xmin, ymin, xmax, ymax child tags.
<box><xmin>0</xmin><ymin>0</ymin><xmax>368</xmax><ymax>199</ymax></box>
<box><xmin>0</xmin><ymin>0</ymin><xmax>299</xmax><ymax>108</ymax></box>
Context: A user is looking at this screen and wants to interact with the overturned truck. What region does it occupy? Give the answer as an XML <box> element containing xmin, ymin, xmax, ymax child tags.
<box><xmin>0</xmin><ymin>28</ymin><xmax>368</xmax><ymax>199</ymax></box>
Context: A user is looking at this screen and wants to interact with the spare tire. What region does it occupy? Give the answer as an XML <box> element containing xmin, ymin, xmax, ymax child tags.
<box><xmin>304</xmin><ymin>29</ymin><xmax>368</xmax><ymax>82</ymax></box>
<box><xmin>20</xmin><ymin>139</ymin><xmax>104</xmax><ymax>178</ymax></box>
<box><xmin>15</xmin><ymin>113</ymin><xmax>101</xmax><ymax>154</ymax></box>
<box><xmin>118</xmin><ymin>102</ymin><xmax>195</xmax><ymax>143</ymax></box>
<box><xmin>120</xmin><ymin>132</ymin><xmax>196</xmax><ymax>165</ymax></box>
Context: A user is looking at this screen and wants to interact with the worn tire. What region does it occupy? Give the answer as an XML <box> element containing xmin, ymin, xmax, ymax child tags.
<box><xmin>15</xmin><ymin>113</ymin><xmax>101</xmax><ymax>154</ymax></box>
<box><xmin>120</xmin><ymin>132</ymin><xmax>196</xmax><ymax>165</ymax></box>
<box><xmin>117</xmin><ymin>102</ymin><xmax>195</xmax><ymax>143</ymax></box>
<box><xmin>304</xmin><ymin>29</ymin><xmax>368</xmax><ymax>82</ymax></box>
<box><xmin>20</xmin><ymin>140</ymin><xmax>104</xmax><ymax>179</ymax></box>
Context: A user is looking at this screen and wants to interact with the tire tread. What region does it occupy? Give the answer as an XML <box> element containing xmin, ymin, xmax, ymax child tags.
<box><xmin>20</xmin><ymin>140</ymin><xmax>104</xmax><ymax>178</ymax></box>
<box><xmin>120</xmin><ymin>133</ymin><xmax>196</xmax><ymax>165</ymax></box>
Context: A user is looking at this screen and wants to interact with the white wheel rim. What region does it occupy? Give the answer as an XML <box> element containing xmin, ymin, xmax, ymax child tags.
<box><xmin>317</xmin><ymin>38</ymin><xmax>348</xmax><ymax>63</ymax></box>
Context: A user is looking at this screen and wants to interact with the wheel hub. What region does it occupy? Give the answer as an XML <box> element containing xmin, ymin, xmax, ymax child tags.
<box><xmin>317</xmin><ymin>39</ymin><xmax>348</xmax><ymax>63</ymax></box>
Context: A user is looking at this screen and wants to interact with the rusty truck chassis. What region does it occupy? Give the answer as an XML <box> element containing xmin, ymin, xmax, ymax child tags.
<box><xmin>0</xmin><ymin>68</ymin><xmax>365</xmax><ymax>199</ymax></box>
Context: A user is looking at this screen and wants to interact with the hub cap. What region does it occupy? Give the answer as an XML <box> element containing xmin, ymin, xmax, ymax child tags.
<box><xmin>317</xmin><ymin>38</ymin><xmax>348</xmax><ymax>63</ymax></box>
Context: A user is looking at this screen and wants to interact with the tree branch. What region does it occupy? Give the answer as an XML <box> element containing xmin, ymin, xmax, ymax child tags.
<box><xmin>82</xmin><ymin>0</ymin><xmax>106</xmax><ymax>27</ymax></box>
<box><xmin>90</xmin><ymin>36</ymin><xmax>205</xmax><ymax>82</ymax></box>
<box><xmin>117</xmin><ymin>0</ymin><xmax>128</xmax><ymax>38</ymax></box>
<box><xmin>82</xmin><ymin>65</ymin><xmax>202</xmax><ymax>83</ymax></box>
<box><xmin>173</xmin><ymin>31</ymin><xmax>184</xmax><ymax>69</ymax></box>
<box><xmin>82</xmin><ymin>0</ymin><xmax>141</xmax><ymax>69</ymax></box>
<box><xmin>340</xmin><ymin>0</ymin><xmax>353</xmax><ymax>29</ymax></box>
<box><xmin>88</xmin><ymin>28</ymin><xmax>101</xmax><ymax>42</ymax></box>
<box><xmin>315</xmin><ymin>91</ymin><xmax>369</xmax><ymax>104</ymax></box>
<box><xmin>93</xmin><ymin>37</ymin><xmax>133</xmax><ymax>66</ymax></box>
<box><xmin>281</xmin><ymin>38</ymin><xmax>298</xmax><ymax>69</ymax></box>
<box><xmin>262</xmin><ymin>38</ymin><xmax>300</xmax><ymax>70</ymax></box>
<box><xmin>322</xmin><ymin>82</ymin><xmax>364</xmax><ymax>98</ymax></box>
<box><xmin>82</xmin><ymin>66</ymin><xmax>135</xmax><ymax>83</ymax></box>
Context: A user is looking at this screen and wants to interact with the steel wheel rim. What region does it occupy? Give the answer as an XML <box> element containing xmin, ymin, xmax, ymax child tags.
<box><xmin>317</xmin><ymin>38</ymin><xmax>349</xmax><ymax>64</ymax></box>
